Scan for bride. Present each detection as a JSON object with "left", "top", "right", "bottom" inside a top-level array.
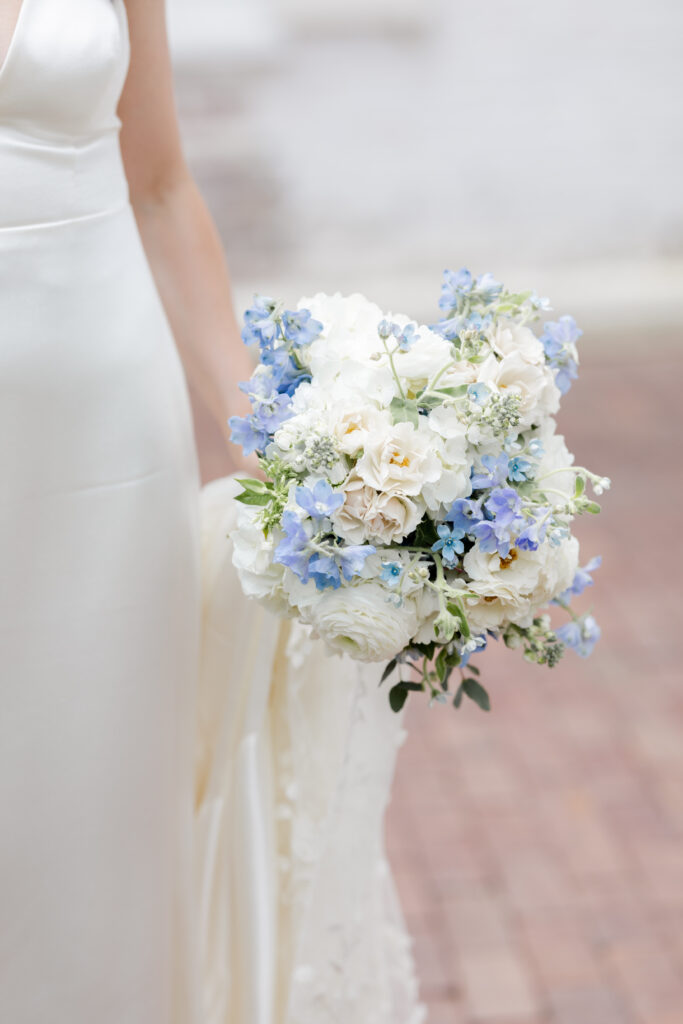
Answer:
[{"left": 0, "top": 1, "right": 424, "bottom": 1021}]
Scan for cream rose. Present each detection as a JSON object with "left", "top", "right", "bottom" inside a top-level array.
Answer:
[
  {"left": 462, "top": 536, "right": 579, "bottom": 632},
  {"left": 487, "top": 322, "right": 545, "bottom": 365},
  {"left": 332, "top": 474, "right": 424, "bottom": 545},
  {"left": 309, "top": 582, "right": 419, "bottom": 662}
]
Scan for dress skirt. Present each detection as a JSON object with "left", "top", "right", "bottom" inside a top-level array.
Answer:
[{"left": 0, "top": 202, "right": 201, "bottom": 1023}]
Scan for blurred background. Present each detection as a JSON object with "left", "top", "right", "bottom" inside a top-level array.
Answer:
[{"left": 170, "top": 1, "right": 683, "bottom": 1020}]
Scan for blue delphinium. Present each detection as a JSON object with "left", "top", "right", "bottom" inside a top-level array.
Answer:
[
  {"left": 444, "top": 497, "right": 484, "bottom": 533},
  {"left": 431, "top": 524, "right": 465, "bottom": 566},
  {"left": 338, "top": 545, "right": 376, "bottom": 581},
  {"left": 281, "top": 308, "right": 323, "bottom": 347},
  {"left": 296, "top": 480, "right": 344, "bottom": 521},
  {"left": 470, "top": 453, "right": 510, "bottom": 491},
  {"left": 556, "top": 614, "right": 601, "bottom": 657},
  {"left": 307, "top": 555, "right": 341, "bottom": 590},
  {"left": 228, "top": 414, "right": 269, "bottom": 457},
  {"left": 515, "top": 510, "right": 549, "bottom": 552},
  {"left": 554, "top": 556, "right": 601, "bottom": 605},
  {"left": 540, "top": 315, "right": 581, "bottom": 395},
  {"left": 273, "top": 512, "right": 313, "bottom": 580},
  {"left": 439, "top": 267, "right": 473, "bottom": 312},
  {"left": 241, "top": 295, "right": 279, "bottom": 348}
]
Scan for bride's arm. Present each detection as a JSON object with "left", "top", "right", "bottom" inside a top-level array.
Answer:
[{"left": 118, "top": 0, "right": 255, "bottom": 466}]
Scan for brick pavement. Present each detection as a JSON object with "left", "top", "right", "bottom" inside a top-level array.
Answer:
[{"left": 194, "top": 348, "right": 683, "bottom": 1023}]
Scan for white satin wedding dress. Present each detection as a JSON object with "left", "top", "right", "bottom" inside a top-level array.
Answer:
[{"left": 0, "top": 2, "right": 424, "bottom": 1022}]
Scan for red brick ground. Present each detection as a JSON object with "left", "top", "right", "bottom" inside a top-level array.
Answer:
[{"left": 195, "top": 346, "right": 683, "bottom": 1024}]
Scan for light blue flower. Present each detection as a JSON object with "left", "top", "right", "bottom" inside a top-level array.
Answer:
[
  {"left": 474, "top": 272, "right": 503, "bottom": 301},
  {"left": 380, "top": 561, "right": 403, "bottom": 587},
  {"left": 229, "top": 414, "right": 269, "bottom": 456},
  {"left": 554, "top": 556, "right": 602, "bottom": 604},
  {"left": 307, "top": 554, "right": 341, "bottom": 591},
  {"left": 339, "top": 544, "right": 376, "bottom": 581},
  {"left": 470, "top": 454, "right": 509, "bottom": 491},
  {"left": 468, "top": 382, "right": 490, "bottom": 406},
  {"left": 296, "top": 480, "right": 344, "bottom": 521},
  {"left": 508, "top": 456, "right": 535, "bottom": 482},
  {"left": 485, "top": 487, "right": 523, "bottom": 528},
  {"left": 397, "top": 323, "right": 419, "bottom": 351},
  {"left": 439, "top": 267, "right": 473, "bottom": 312},
  {"left": 515, "top": 510, "right": 549, "bottom": 552},
  {"left": 431, "top": 523, "right": 465, "bottom": 566},
  {"left": 471, "top": 520, "right": 512, "bottom": 559},
  {"left": 527, "top": 438, "right": 545, "bottom": 458},
  {"left": 242, "top": 295, "right": 279, "bottom": 348},
  {"left": 281, "top": 308, "right": 323, "bottom": 347},
  {"left": 540, "top": 315, "right": 582, "bottom": 395},
  {"left": 556, "top": 614, "right": 601, "bottom": 657},
  {"left": 273, "top": 512, "right": 312, "bottom": 581},
  {"left": 444, "top": 498, "right": 484, "bottom": 534}
]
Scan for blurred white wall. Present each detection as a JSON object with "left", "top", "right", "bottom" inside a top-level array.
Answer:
[{"left": 171, "top": 0, "right": 683, "bottom": 337}]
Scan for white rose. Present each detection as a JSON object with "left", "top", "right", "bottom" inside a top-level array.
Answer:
[
  {"left": 391, "top": 323, "right": 454, "bottom": 388},
  {"left": 462, "top": 536, "right": 579, "bottom": 632},
  {"left": 332, "top": 473, "right": 424, "bottom": 545},
  {"left": 231, "top": 508, "right": 289, "bottom": 614},
  {"left": 310, "top": 582, "right": 419, "bottom": 662},
  {"left": 355, "top": 419, "right": 441, "bottom": 496},
  {"left": 487, "top": 322, "right": 545, "bottom": 365},
  {"left": 332, "top": 404, "right": 393, "bottom": 456},
  {"left": 476, "top": 351, "right": 560, "bottom": 430},
  {"left": 534, "top": 419, "right": 575, "bottom": 501}
]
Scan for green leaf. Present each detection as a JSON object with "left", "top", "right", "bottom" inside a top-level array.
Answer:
[
  {"left": 379, "top": 658, "right": 397, "bottom": 685},
  {"left": 235, "top": 476, "right": 270, "bottom": 493},
  {"left": 586, "top": 501, "right": 601, "bottom": 514},
  {"left": 453, "top": 684, "right": 464, "bottom": 709},
  {"left": 234, "top": 491, "right": 272, "bottom": 506},
  {"left": 462, "top": 677, "right": 491, "bottom": 711},
  {"left": 389, "top": 682, "right": 409, "bottom": 713},
  {"left": 390, "top": 396, "right": 419, "bottom": 428},
  {"left": 434, "top": 384, "right": 469, "bottom": 399},
  {"left": 447, "top": 600, "right": 471, "bottom": 639},
  {"left": 574, "top": 475, "right": 586, "bottom": 497}
]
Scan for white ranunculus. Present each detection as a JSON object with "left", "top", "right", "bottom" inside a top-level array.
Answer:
[
  {"left": 231, "top": 509, "right": 288, "bottom": 614},
  {"left": 487, "top": 322, "right": 545, "bottom": 365},
  {"left": 309, "top": 582, "right": 419, "bottom": 662},
  {"left": 462, "top": 536, "right": 579, "bottom": 632},
  {"left": 355, "top": 419, "right": 441, "bottom": 497},
  {"left": 332, "top": 473, "right": 424, "bottom": 545},
  {"left": 476, "top": 351, "right": 560, "bottom": 430}
]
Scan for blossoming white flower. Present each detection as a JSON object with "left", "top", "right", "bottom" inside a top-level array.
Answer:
[
  {"left": 231, "top": 508, "right": 288, "bottom": 614},
  {"left": 309, "top": 582, "right": 420, "bottom": 662},
  {"left": 462, "top": 536, "right": 579, "bottom": 632},
  {"left": 331, "top": 404, "right": 393, "bottom": 457},
  {"left": 355, "top": 419, "right": 441, "bottom": 496},
  {"left": 476, "top": 351, "right": 560, "bottom": 430},
  {"left": 487, "top": 322, "right": 546, "bottom": 365},
  {"left": 332, "top": 473, "right": 424, "bottom": 545}
]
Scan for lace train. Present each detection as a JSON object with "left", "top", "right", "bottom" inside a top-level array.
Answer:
[{"left": 196, "top": 476, "right": 425, "bottom": 1024}]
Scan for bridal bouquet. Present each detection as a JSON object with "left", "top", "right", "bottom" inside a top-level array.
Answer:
[{"left": 229, "top": 270, "right": 608, "bottom": 712}]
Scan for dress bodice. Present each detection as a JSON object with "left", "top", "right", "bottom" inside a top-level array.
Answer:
[{"left": 0, "top": 0, "right": 130, "bottom": 228}]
